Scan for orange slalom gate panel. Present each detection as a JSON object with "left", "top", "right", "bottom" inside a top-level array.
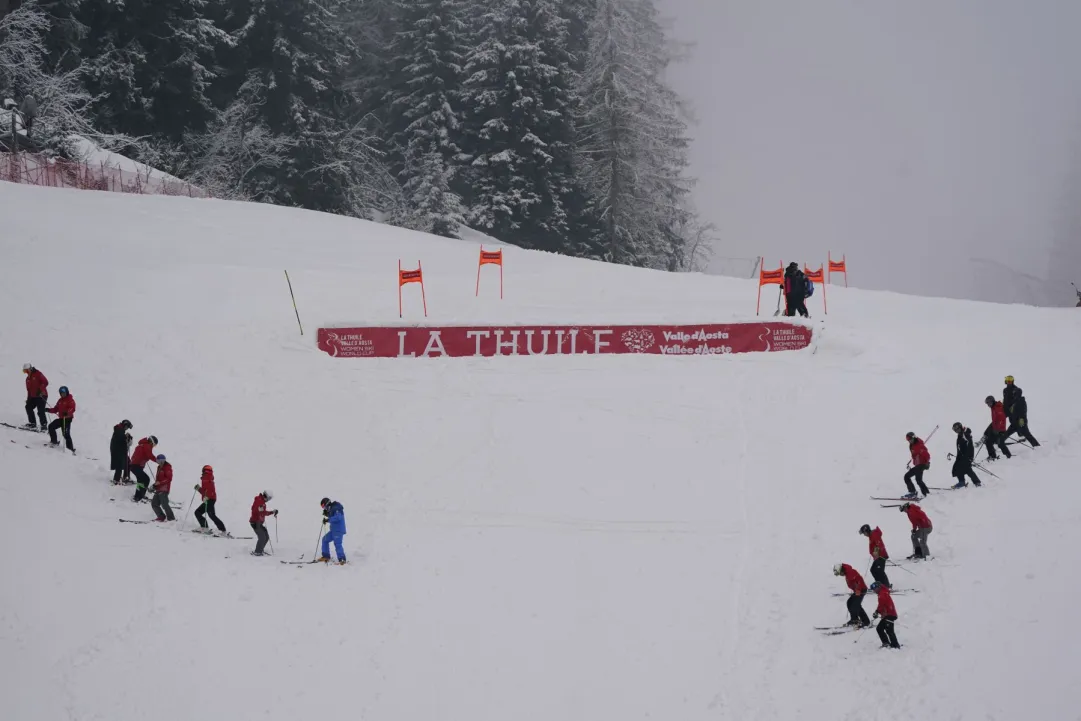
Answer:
[
  {"left": 756, "top": 259, "right": 785, "bottom": 315},
  {"left": 398, "top": 260, "right": 427, "bottom": 318},
  {"left": 476, "top": 245, "right": 504, "bottom": 298}
]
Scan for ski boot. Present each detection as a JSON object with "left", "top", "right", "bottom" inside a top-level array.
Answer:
[
  {"left": 952, "top": 481, "right": 967, "bottom": 489},
  {"left": 317, "top": 556, "right": 331, "bottom": 563}
]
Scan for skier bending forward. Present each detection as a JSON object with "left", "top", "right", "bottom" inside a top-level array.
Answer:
[{"left": 319, "top": 497, "right": 347, "bottom": 565}]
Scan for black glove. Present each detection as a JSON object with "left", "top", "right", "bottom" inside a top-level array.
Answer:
[
  {"left": 273, "top": 509, "right": 279, "bottom": 516},
  {"left": 873, "top": 612, "right": 879, "bottom": 619}
]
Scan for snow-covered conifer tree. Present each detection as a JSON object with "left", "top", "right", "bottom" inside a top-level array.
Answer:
[
  {"left": 78, "top": 0, "right": 227, "bottom": 143},
  {"left": 382, "top": 0, "right": 469, "bottom": 237},
  {"left": 575, "top": 0, "right": 695, "bottom": 269},
  {"left": 459, "top": 0, "right": 578, "bottom": 251}
]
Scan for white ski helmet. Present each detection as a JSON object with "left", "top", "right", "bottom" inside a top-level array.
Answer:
[
  {"left": 22, "top": 363, "right": 32, "bottom": 371},
  {"left": 833, "top": 564, "right": 844, "bottom": 576},
  {"left": 263, "top": 490, "right": 273, "bottom": 500}
]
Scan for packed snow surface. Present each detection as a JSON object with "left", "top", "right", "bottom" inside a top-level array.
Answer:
[{"left": 1, "top": 182, "right": 1080, "bottom": 721}]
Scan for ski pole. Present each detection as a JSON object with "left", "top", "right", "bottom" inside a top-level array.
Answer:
[
  {"left": 179, "top": 489, "right": 197, "bottom": 531},
  {"left": 888, "top": 562, "right": 917, "bottom": 577},
  {"left": 275, "top": 515, "right": 279, "bottom": 544}
]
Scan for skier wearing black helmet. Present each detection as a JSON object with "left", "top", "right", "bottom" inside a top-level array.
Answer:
[
  {"left": 46, "top": 386, "right": 76, "bottom": 452},
  {"left": 950, "top": 422, "right": 982, "bottom": 489},
  {"left": 859, "top": 523, "right": 891, "bottom": 588}
]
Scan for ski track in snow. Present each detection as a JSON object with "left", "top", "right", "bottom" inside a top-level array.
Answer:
[{"left": 0, "top": 183, "right": 1080, "bottom": 720}]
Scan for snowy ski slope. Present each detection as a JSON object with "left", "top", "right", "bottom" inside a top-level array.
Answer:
[{"left": 1, "top": 182, "right": 1080, "bottom": 721}]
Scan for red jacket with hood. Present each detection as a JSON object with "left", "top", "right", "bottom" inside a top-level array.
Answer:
[
  {"left": 25, "top": 369, "right": 48, "bottom": 399},
  {"left": 49, "top": 394, "right": 75, "bottom": 419},
  {"left": 875, "top": 585, "right": 898, "bottom": 617},
  {"left": 154, "top": 463, "right": 172, "bottom": 494},
  {"left": 909, "top": 438, "right": 930, "bottom": 466},
  {"left": 131, "top": 438, "right": 157, "bottom": 467},
  {"left": 868, "top": 527, "right": 888, "bottom": 560},
  {"left": 841, "top": 564, "right": 867, "bottom": 595},
  {"left": 250, "top": 494, "right": 273, "bottom": 524},
  {"left": 990, "top": 402, "right": 1007, "bottom": 432},
  {"left": 904, "top": 504, "right": 932, "bottom": 530},
  {"left": 198, "top": 470, "right": 217, "bottom": 501}
]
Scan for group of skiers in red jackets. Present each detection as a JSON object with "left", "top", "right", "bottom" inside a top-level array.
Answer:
[
  {"left": 111, "top": 421, "right": 279, "bottom": 552},
  {"left": 834, "top": 374, "right": 1039, "bottom": 650},
  {"left": 20, "top": 362, "right": 281, "bottom": 555},
  {"left": 837, "top": 502, "right": 932, "bottom": 649}
]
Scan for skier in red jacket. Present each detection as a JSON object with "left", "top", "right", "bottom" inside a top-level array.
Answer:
[
  {"left": 249, "top": 490, "right": 278, "bottom": 556},
  {"left": 900, "top": 501, "right": 933, "bottom": 559},
  {"left": 45, "top": 385, "right": 76, "bottom": 452},
  {"left": 833, "top": 563, "right": 871, "bottom": 627},
  {"left": 903, "top": 431, "right": 931, "bottom": 498},
  {"left": 151, "top": 454, "right": 175, "bottom": 522},
  {"left": 859, "top": 524, "right": 891, "bottom": 588},
  {"left": 130, "top": 436, "right": 160, "bottom": 502},
  {"left": 870, "top": 582, "right": 901, "bottom": 648},
  {"left": 194, "top": 465, "right": 229, "bottom": 536},
  {"left": 22, "top": 363, "right": 48, "bottom": 430},
  {"left": 982, "top": 396, "right": 1012, "bottom": 461}
]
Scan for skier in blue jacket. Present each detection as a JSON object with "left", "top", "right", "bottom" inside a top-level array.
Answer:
[{"left": 318, "top": 497, "right": 347, "bottom": 564}]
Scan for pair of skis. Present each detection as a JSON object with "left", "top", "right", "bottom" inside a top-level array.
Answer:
[
  {"left": 816, "top": 624, "right": 867, "bottom": 636},
  {"left": 831, "top": 588, "right": 919, "bottom": 597}
]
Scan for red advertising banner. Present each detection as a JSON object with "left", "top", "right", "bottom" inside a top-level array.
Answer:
[{"left": 317, "top": 323, "right": 812, "bottom": 358}]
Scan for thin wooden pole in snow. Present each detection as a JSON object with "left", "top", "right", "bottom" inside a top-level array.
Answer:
[{"left": 284, "top": 270, "right": 303, "bottom": 335}]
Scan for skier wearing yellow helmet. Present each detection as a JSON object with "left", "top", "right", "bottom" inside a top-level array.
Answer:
[{"left": 1002, "top": 376, "right": 1040, "bottom": 447}]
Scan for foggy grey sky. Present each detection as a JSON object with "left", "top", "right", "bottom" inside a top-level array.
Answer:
[{"left": 657, "top": 0, "right": 1081, "bottom": 305}]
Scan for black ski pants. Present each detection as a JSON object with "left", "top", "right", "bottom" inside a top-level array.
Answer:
[
  {"left": 982, "top": 425, "right": 1011, "bottom": 460},
  {"left": 877, "top": 615, "right": 900, "bottom": 648},
  {"left": 196, "top": 499, "right": 227, "bottom": 533},
  {"left": 48, "top": 417, "right": 74, "bottom": 451},
  {"left": 951, "top": 458, "right": 981, "bottom": 486},
  {"left": 1005, "top": 417, "right": 1040, "bottom": 447},
  {"left": 904, "top": 464, "right": 930, "bottom": 496},
  {"left": 151, "top": 491, "right": 175, "bottom": 521},
  {"left": 25, "top": 397, "right": 46, "bottom": 427},
  {"left": 785, "top": 293, "right": 809, "bottom": 318},
  {"left": 131, "top": 465, "right": 151, "bottom": 502},
  {"left": 870, "top": 557, "right": 891, "bottom": 588},
  {"left": 847, "top": 593, "right": 870, "bottom": 626},
  {"left": 251, "top": 522, "right": 270, "bottom": 554}
]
